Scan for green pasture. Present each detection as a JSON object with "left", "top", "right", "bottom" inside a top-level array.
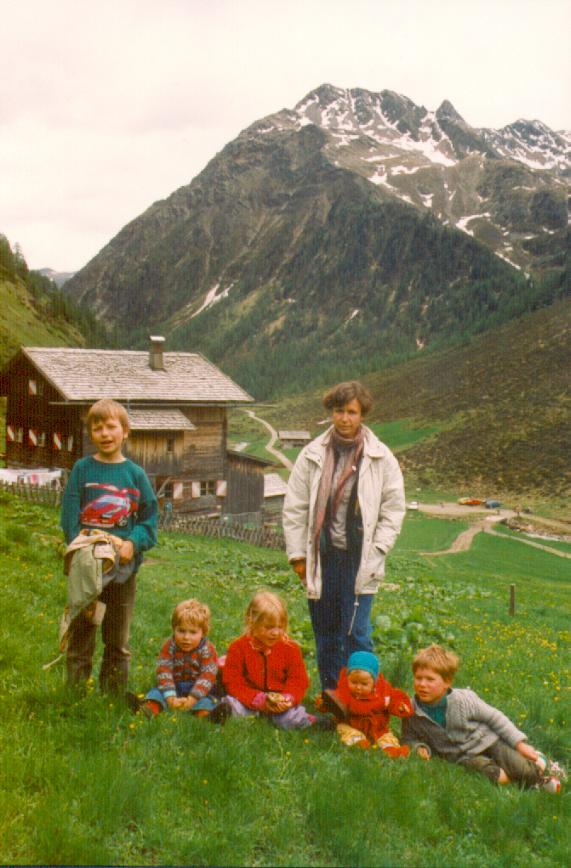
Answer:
[
  {"left": 0, "top": 493, "right": 569, "bottom": 867},
  {"left": 368, "top": 419, "right": 441, "bottom": 453},
  {"left": 491, "top": 523, "right": 571, "bottom": 555}
]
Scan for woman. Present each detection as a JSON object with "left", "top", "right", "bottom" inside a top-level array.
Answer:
[{"left": 282, "top": 381, "right": 405, "bottom": 690}]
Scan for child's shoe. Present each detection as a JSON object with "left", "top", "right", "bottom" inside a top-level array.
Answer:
[
  {"left": 126, "top": 691, "right": 143, "bottom": 714},
  {"left": 125, "top": 692, "right": 158, "bottom": 719},
  {"left": 548, "top": 760, "right": 567, "bottom": 782},
  {"left": 381, "top": 745, "right": 410, "bottom": 758},
  {"left": 337, "top": 722, "right": 370, "bottom": 748},
  {"left": 209, "top": 698, "right": 231, "bottom": 725},
  {"left": 539, "top": 776, "right": 561, "bottom": 794}
]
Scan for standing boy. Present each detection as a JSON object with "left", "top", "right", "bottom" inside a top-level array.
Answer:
[{"left": 61, "top": 399, "right": 158, "bottom": 693}]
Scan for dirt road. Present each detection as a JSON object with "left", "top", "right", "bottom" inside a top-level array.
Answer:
[
  {"left": 417, "top": 503, "right": 571, "bottom": 558},
  {"left": 244, "top": 409, "right": 294, "bottom": 471}
]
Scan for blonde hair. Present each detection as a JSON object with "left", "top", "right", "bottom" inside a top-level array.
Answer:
[
  {"left": 172, "top": 598, "right": 210, "bottom": 634},
  {"left": 245, "top": 591, "right": 288, "bottom": 634},
  {"left": 412, "top": 644, "right": 459, "bottom": 681},
  {"left": 86, "top": 399, "right": 130, "bottom": 434}
]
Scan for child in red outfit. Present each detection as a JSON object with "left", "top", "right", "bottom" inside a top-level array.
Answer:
[
  {"left": 328, "top": 651, "right": 413, "bottom": 754},
  {"left": 219, "top": 591, "right": 331, "bottom": 730}
]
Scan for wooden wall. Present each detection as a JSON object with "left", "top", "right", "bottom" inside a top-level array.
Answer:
[
  {"left": 3, "top": 356, "right": 82, "bottom": 470},
  {"left": 224, "top": 453, "right": 264, "bottom": 515}
]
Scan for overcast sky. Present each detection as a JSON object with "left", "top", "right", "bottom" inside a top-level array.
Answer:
[{"left": 2, "top": 0, "right": 569, "bottom": 272}]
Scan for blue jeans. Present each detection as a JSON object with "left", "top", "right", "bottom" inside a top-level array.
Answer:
[{"left": 308, "top": 546, "right": 374, "bottom": 689}]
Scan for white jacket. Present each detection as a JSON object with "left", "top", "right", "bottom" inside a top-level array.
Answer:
[{"left": 282, "top": 426, "right": 405, "bottom": 599}]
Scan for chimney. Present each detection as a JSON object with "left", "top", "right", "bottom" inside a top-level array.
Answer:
[{"left": 149, "top": 335, "right": 165, "bottom": 371}]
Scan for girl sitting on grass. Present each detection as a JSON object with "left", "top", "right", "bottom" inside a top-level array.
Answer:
[
  {"left": 213, "top": 590, "right": 333, "bottom": 730},
  {"left": 127, "top": 598, "right": 219, "bottom": 718}
]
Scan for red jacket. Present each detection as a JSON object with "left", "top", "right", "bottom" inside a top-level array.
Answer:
[
  {"left": 222, "top": 633, "right": 309, "bottom": 709},
  {"left": 335, "top": 667, "right": 413, "bottom": 742}
]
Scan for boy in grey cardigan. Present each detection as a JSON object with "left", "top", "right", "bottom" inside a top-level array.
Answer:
[{"left": 402, "top": 645, "right": 563, "bottom": 792}]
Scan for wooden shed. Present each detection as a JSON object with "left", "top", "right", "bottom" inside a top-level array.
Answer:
[
  {"left": 277, "top": 430, "right": 311, "bottom": 448},
  {"left": 0, "top": 337, "right": 254, "bottom": 513},
  {"left": 224, "top": 450, "right": 276, "bottom": 516}
]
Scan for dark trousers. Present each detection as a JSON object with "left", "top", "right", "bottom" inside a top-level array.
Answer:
[
  {"left": 66, "top": 573, "right": 136, "bottom": 693},
  {"left": 308, "top": 546, "right": 373, "bottom": 690},
  {"left": 461, "top": 740, "right": 541, "bottom": 787}
]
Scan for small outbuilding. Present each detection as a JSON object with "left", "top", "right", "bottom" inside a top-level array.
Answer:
[{"left": 277, "top": 430, "right": 311, "bottom": 449}]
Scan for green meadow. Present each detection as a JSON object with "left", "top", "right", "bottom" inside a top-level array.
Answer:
[{"left": 0, "top": 494, "right": 569, "bottom": 867}]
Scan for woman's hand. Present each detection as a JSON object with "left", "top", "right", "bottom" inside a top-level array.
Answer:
[
  {"left": 416, "top": 746, "right": 430, "bottom": 761},
  {"left": 291, "top": 558, "right": 307, "bottom": 586}
]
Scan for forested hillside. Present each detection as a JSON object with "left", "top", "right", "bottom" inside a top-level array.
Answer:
[
  {"left": 255, "top": 298, "right": 570, "bottom": 499},
  {"left": 0, "top": 235, "right": 107, "bottom": 365}
]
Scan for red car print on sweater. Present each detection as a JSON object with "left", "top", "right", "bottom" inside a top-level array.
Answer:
[{"left": 80, "top": 482, "right": 140, "bottom": 529}]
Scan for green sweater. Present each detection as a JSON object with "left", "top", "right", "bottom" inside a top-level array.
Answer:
[{"left": 61, "top": 455, "right": 158, "bottom": 565}]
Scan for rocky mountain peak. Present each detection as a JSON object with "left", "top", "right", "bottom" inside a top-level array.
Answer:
[{"left": 435, "top": 99, "right": 464, "bottom": 123}]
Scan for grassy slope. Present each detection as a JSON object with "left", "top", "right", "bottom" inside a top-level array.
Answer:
[
  {"left": 0, "top": 274, "right": 85, "bottom": 365},
  {"left": 233, "top": 298, "right": 570, "bottom": 504},
  {"left": 0, "top": 494, "right": 569, "bottom": 867}
]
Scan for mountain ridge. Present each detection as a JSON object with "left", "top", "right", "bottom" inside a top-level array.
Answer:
[{"left": 64, "top": 83, "right": 569, "bottom": 397}]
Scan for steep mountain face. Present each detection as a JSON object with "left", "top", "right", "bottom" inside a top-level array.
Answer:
[{"left": 65, "top": 84, "right": 569, "bottom": 396}]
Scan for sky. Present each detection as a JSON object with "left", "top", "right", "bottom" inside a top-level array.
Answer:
[{"left": 1, "top": 0, "right": 569, "bottom": 272}]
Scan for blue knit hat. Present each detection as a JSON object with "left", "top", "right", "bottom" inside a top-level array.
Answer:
[{"left": 347, "top": 651, "right": 379, "bottom": 680}]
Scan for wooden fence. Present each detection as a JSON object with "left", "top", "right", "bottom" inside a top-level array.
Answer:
[
  {"left": 161, "top": 512, "right": 285, "bottom": 550},
  {"left": 0, "top": 480, "right": 62, "bottom": 507},
  {"left": 2, "top": 481, "right": 285, "bottom": 551}
]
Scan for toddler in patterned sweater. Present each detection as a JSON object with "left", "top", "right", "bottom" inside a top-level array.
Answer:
[{"left": 127, "top": 599, "right": 219, "bottom": 717}]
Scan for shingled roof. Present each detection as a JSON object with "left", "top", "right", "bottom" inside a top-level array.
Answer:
[
  {"left": 20, "top": 347, "right": 254, "bottom": 404},
  {"left": 128, "top": 409, "right": 196, "bottom": 431}
]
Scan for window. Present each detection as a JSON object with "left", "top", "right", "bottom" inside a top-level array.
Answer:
[
  {"left": 200, "top": 480, "right": 217, "bottom": 496},
  {"left": 16, "top": 428, "right": 24, "bottom": 443},
  {"left": 166, "top": 436, "right": 175, "bottom": 453},
  {"left": 28, "top": 379, "right": 37, "bottom": 396},
  {"left": 67, "top": 435, "right": 74, "bottom": 452},
  {"left": 38, "top": 432, "right": 47, "bottom": 447}
]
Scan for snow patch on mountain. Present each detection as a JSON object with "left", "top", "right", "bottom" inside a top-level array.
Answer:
[
  {"left": 456, "top": 214, "right": 492, "bottom": 236},
  {"left": 192, "top": 283, "right": 234, "bottom": 318}
]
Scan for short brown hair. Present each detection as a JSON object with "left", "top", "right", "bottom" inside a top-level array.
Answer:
[
  {"left": 86, "top": 399, "right": 130, "bottom": 434},
  {"left": 412, "top": 644, "right": 459, "bottom": 681},
  {"left": 245, "top": 591, "right": 288, "bottom": 634},
  {"left": 171, "top": 599, "right": 211, "bottom": 634},
  {"left": 322, "top": 381, "right": 373, "bottom": 416}
]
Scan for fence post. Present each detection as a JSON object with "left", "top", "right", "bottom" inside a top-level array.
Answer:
[{"left": 509, "top": 584, "right": 516, "bottom": 616}]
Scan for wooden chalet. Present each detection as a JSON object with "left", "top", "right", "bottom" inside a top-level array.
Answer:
[{"left": 0, "top": 337, "right": 256, "bottom": 514}]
